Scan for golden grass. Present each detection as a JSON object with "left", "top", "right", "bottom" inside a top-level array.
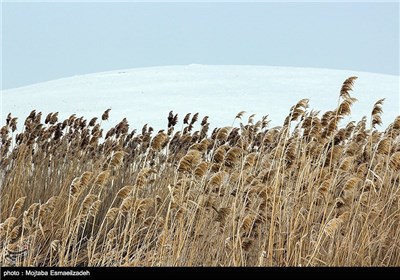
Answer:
[{"left": 1, "top": 77, "right": 399, "bottom": 266}]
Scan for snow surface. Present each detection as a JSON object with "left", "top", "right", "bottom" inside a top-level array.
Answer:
[{"left": 1, "top": 65, "right": 399, "bottom": 132}]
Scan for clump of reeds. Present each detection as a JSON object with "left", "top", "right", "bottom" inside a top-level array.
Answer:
[{"left": 0, "top": 77, "right": 399, "bottom": 267}]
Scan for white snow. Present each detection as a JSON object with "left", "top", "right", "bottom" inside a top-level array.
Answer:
[{"left": 1, "top": 65, "right": 399, "bottom": 132}]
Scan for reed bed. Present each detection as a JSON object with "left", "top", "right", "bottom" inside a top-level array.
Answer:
[{"left": 1, "top": 77, "right": 399, "bottom": 266}]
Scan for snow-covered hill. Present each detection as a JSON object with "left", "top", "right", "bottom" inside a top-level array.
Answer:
[{"left": 2, "top": 65, "right": 399, "bottom": 131}]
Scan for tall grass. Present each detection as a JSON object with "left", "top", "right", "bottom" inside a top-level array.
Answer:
[{"left": 1, "top": 77, "right": 399, "bottom": 266}]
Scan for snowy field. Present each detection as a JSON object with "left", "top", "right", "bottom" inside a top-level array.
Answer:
[{"left": 2, "top": 65, "right": 399, "bottom": 132}]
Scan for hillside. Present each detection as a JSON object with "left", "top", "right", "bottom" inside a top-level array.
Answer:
[{"left": 2, "top": 65, "right": 398, "bottom": 131}]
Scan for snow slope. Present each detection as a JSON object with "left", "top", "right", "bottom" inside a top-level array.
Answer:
[{"left": 1, "top": 65, "right": 399, "bottom": 132}]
